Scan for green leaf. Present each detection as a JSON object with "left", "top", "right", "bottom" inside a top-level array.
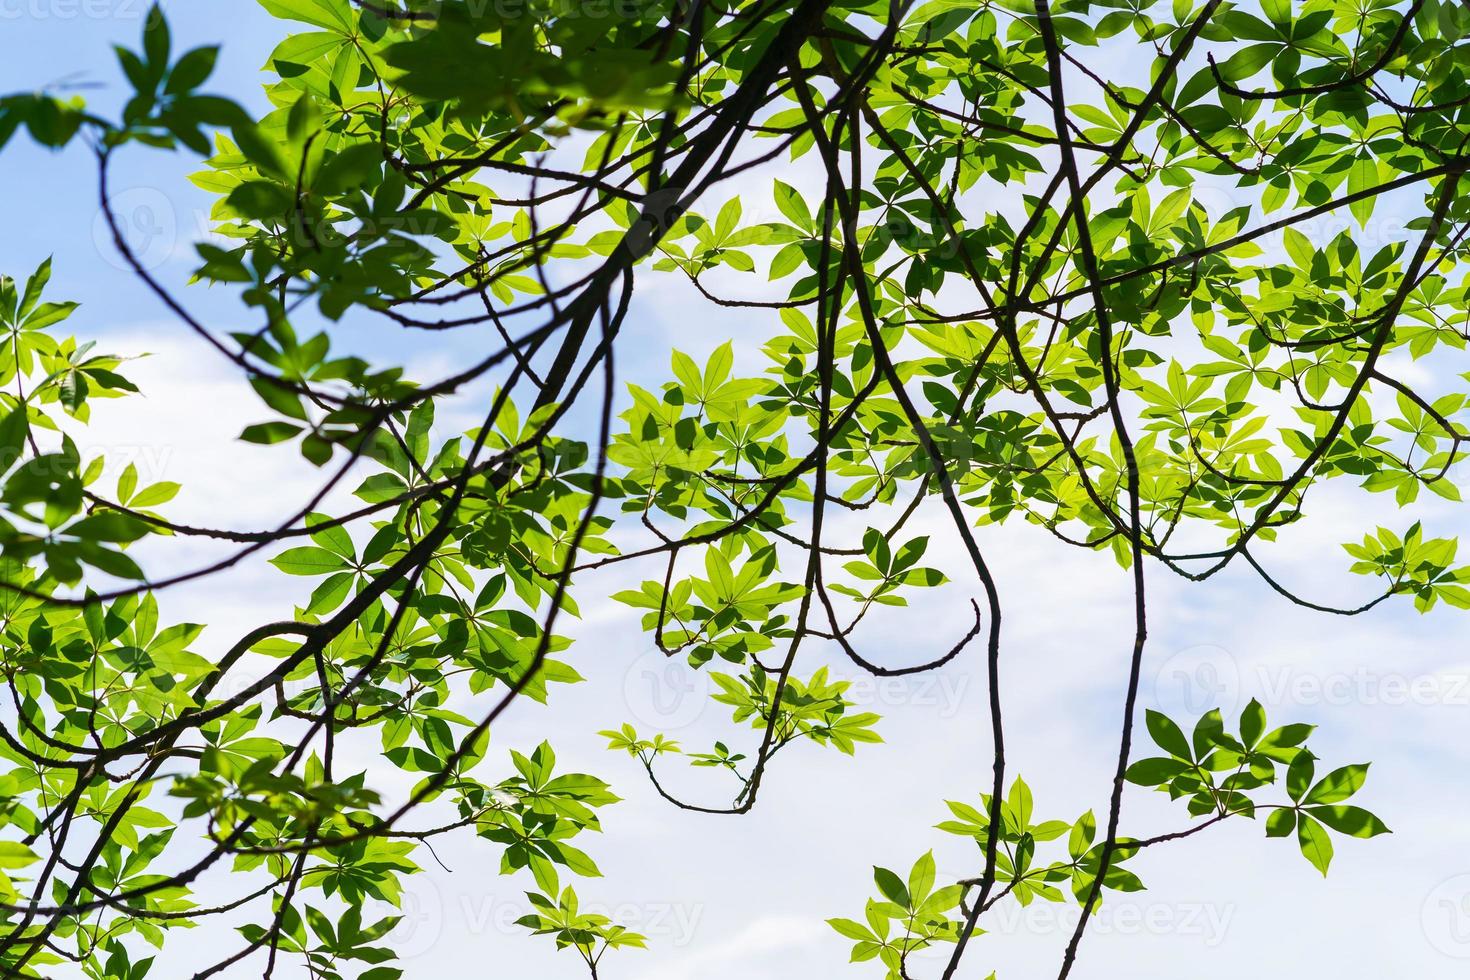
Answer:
[
  {"left": 907, "top": 852, "right": 936, "bottom": 905},
  {"left": 1260, "top": 0, "right": 1291, "bottom": 25},
  {"left": 1145, "top": 709, "right": 1192, "bottom": 760},
  {"left": 166, "top": 46, "right": 219, "bottom": 94},
  {"left": 306, "top": 513, "right": 355, "bottom": 560},
  {"left": 1307, "top": 805, "right": 1390, "bottom": 839},
  {"left": 270, "top": 546, "right": 350, "bottom": 576},
  {"left": 0, "top": 842, "right": 38, "bottom": 869},
  {"left": 228, "top": 181, "right": 292, "bottom": 220},
  {"left": 18, "top": 257, "right": 51, "bottom": 322},
  {"left": 1217, "top": 43, "right": 1279, "bottom": 82},
  {"left": 1286, "top": 750, "right": 1315, "bottom": 802},
  {"left": 23, "top": 301, "right": 78, "bottom": 331},
  {"left": 257, "top": 0, "right": 355, "bottom": 32},
  {"left": 1265, "top": 808, "right": 1296, "bottom": 838},
  {"left": 1282, "top": 227, "right": 1314, "bottom": 270},
  {"left": 1347, "top": 155, "right": 1378, "bottom": 225},
  {"left": 143, "top": 4, "right": 170, "bottom": 69},
  {"left": 828, "top": 918, "right": 874, "bottom": 942},
  {"left": 773, "top": 180, "right": 813, "bottom": 232},
  {"left": 1124, "top": 757, "right": 1188, "bottom": 785},
  {"left": 873, "top": 866, "right": 909, "bottom": 908},
  {"left": 1297, "top": 815, "right": 1334, "bottom": 875},
  {"left": 241, "top": 422, "right": 303, "bottom": 444},
  {"left": 1303, "top": 764, "right": 1369, "bottom": 805},
  {"left": 1239, "top": 699, "right": 1266, "bottom": 749},
  {"left": 130, "top": 482, "right": 181, "bottom": 508}
]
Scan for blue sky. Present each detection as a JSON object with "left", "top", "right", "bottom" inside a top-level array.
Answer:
[
  {"left": 3, "top": 3, "right": 1470, "bottom": 978},
  {"left": 0, "top": 1, "right": 275, "bottom": 316}
]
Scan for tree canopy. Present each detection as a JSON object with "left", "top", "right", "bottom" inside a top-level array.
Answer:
[{"left": 0, "top": 0, "right": 1464, "bottom": 975}]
